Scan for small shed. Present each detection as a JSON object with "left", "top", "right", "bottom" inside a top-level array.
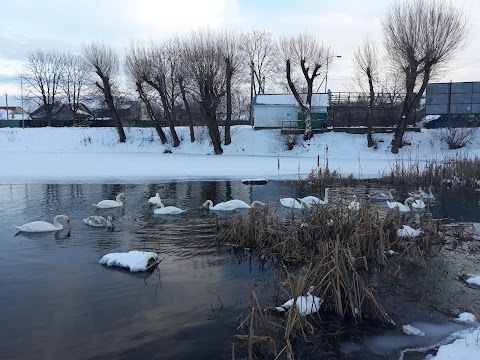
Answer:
[{"left": 253, "top": 93, "right": 329, "bottom": 129}]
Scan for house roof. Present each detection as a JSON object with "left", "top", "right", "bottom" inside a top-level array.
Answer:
[
  {"left": 30, "top": 103, "right": 93, "bottom": 119},
  {"left": 254, "top": 93, "right": 329, "bottom": 107}
]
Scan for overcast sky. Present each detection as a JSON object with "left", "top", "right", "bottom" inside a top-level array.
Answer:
[{"left": 1, "top": 0, "right": 479, "bottom": 103}]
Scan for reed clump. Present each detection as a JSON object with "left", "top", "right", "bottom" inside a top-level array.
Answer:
[
  {"left": 305, "top": 153, "right": 480, "bottom": 190},
  {"left": 223, "top": 204, "right": 440, "bottom": 359},
  {"left": 382, "top": 155, "right": 480, "bottom": 188}
]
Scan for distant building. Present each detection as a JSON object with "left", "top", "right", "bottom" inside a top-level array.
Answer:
[
  {"left": 29, "top": 103, "right": 93, "bottom": 127},
  {"left": 0, "top": 106, "right": 31, "bottom": 128},
  {"left": 252, "top": 93, "right": 329, "bottom": 129}
]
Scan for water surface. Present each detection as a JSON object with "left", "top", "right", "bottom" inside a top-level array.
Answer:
[{"left": 0, "top": 181, "right": 479, "bottom": 359}]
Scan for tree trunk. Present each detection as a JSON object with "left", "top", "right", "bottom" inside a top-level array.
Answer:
[
  {"left": 205, "top": 108, "right": 223, "bottom": 154},
  {"left": 391, "top": 65, "right": 418, "bottom": 153},
  {"left": 179, "top": 77, "right": 195, "bottom": 142},
  {"left": 285, "top": 59, "right": 313, "bottom": 141},
  {"left": 98, "top": 79, "right": 126, "bottom": 143},
  {"left": 366, "top": 67, "right": 375, "bottom": 148},
  {"left": 224, "top": 57, "right": 232, "bottom": 145},
  {"left": 136, "top": 81, "right": 167, "bottom": 144},
  {"left": 149, "top": 79, "right": 180, "bottom": 147}
]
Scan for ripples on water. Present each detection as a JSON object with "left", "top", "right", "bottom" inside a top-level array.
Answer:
[{"left": 0, "top": 182, "right": 479, "bottom": 359}]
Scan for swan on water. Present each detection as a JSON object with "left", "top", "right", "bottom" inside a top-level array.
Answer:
[
  {"left": 367, "top": 189, "right": 395, "bottom": 201},
  {"left": 386, "top": 197, "right": 415, "bottom": 213},
  {"left": 83, "top": 215, "right": 114, "bottom": 228},
  {"left": 420, "top": 186, "right": 435, "bottom": 200},
  {"left": 14, "top": 215, "right": 71, "bottom": 232},
  {"left": 298, "top": 188, "right": 329, "bottom": 207},
  {"left": 408, "top": 186, "right": 435, "bottom": 200},
  {"left": 154, "top": 203, "right": 187, "bottom": 215},
  {"left": 202, "top": 199, "right": 265, "bottom": 211},
  {"left": 411, "top": 198, "right": 426, "bottom": 210},
  {"left": 280, "top": 197, "right": 310, "bottom": 209},
  {"left": 348, "top": 195, "right": 360, "bottom": 211},
  {"left": 94, "top": 193, "right": 125, "bottom": 208},
  {"left": 148, "top": 193, "right": 162, "bottom": 205}
]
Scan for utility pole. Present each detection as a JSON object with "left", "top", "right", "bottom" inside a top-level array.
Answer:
[
  {"left": 21, "top": 77, "right": 25, "bottom": 128},
  {"left": 4, "top": 91, "right": 8, "bottom": 121},
  {"left": 249, "top": 61, "right": 254, "bottom": 127}
]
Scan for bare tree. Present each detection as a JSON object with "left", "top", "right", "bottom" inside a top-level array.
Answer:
[
  {"left": 125, "top": 41, "right": 168, "bottom": 144},
  {"left": 83, "top": 42, "right": 126, "bottom": 142},
  {"left": 241, "top": 29, "right": 279, "bottom": 94},
  {"left": 382, "top": 0, "right": 469, "bottom": 153},
  {"left": 142, "top": 41, "right": 181, "bottom": 147},
  {"left": 353, "top": 37, "right": 380, "bottom": 148},
  {"left": 279, "top": 33, "right": 330, "bottom": 140},
  {"left": 182, "top": 29, "right": 226, "bottom": 154},
  {"left": 22, "top": 49, "right": 65, "bottom": 126},
  {"left": 61, "top": 53, "right": 89, "bottom": 124},
  {"left": 176, "top": 37, "right": 196, "bottom": 143},
  {"left": 220, "top": 30, "right": 244, "bottom": 145}
]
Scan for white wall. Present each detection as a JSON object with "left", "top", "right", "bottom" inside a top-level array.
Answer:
[{"left": 253, "top": 105, "right": 298, "bottom": 128}]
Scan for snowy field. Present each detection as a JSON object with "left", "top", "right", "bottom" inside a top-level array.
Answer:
[{"left": 0, "top": 125, "right": 479, "bottom": 184}]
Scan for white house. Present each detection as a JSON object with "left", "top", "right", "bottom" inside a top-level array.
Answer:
[{"left": 253, "top": 93, "right": 329, "bottom": 129}]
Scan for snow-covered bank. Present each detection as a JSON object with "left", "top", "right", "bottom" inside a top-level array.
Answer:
[{"left": 0, "top": 126, "right": 479, "bottom": 184}]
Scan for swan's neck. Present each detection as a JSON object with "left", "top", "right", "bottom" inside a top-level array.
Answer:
[
  {"left": 53, "top": 215, "right": 66, "bottom": 229},
  {"left": 324, "top": 189, "right": 329, "bottom": 202},
  {"left": 157, "top": 203, "right": 165, "bottom": 209},
  {"left": 116, "top": 194, "right": 124, "bottom": 203}
]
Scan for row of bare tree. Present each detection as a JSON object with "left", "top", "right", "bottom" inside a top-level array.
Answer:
[{"left": 22, "top": 0, "right": 470, "bottom": 154}]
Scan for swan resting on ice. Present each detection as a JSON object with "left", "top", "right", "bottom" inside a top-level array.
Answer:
[{"left": 14, "top": 214, "right": 71, "bottom": 232}]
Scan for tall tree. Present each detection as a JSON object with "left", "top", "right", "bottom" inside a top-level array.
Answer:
[
  {"left": 220, "top": 30, "right": 243, "bottom": 145},
  {"left": 61, "top": 53, "right": 89, "bottom": 124},
  {"left": 83, "top": 43, "right": 126, "bottom": 142},
  {"left": 280, "top": 33, "right": 330, "bottom": 141},
  {"left": 172, "top": 35, "right": 197, "bottom": 143},
  {"left": 353, "top": 37, "right": 380, "bottom": 148},
  {"left": 182, "top": 29, "right": 226, "bottom": 154},
  {"left": 23, "top": 49, "right": 65, "bottom": 126},
  {"left": 382, "top": 0, "right": 469, "bottom": 153},
  {"left": 241, "top": 29, "right": 278, "bottom": 94},
  {"left": 125, "top": 42, "right": 168, "bottom": 144},
  {"left": 147, "top": 41, "right": 181, "bottom": 147}
]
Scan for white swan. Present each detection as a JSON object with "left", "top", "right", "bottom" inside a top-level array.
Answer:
[
  {"left": 408, "top": 187, "right": 426, "bottom": 199},
  {"left": 420, "top": 186, "right": 435, "bottom": 200},
  {"left": 348, "top": 195, "right": 360, "bottom": 211},
  {"left": 411, "top": 198, "right": 426, "bottom": 211},
  {"left": 203, "top": 199, "right": 265, "bottom": 211},
  {"left": 83, "top": 215, "right": 114, "bottom": 228},
  {"left": 367, "top": 189, "right": 395, "bottom": 201},
  {"left": 397, "top": 225, "right": 423, "bottom": 238},
  {"left": 153, "top": 203, "right": 187, "bottom": 215},
  {"left": 14, "top": 214, "right": 71, "bottom": 232},
  {"left": 94, "top": 193, "right": 125, "bottom": 208},
  {"left": 386, "top": 197, "right": 415, "bottom": 213},
  {"left": 280, "top": 197, "right": 310, "bottom": 209},
  {"left": 148, "top": 193, "right": 162, "bottom": 205},
  {"left": 298, "top": 188, "right": 329, "bottom": 207}
]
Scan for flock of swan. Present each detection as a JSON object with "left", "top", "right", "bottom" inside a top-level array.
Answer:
[
  {"left": 13, "top": 186, "right": 436, "bottom": 233},
  {"left": 279, "top": 186, "right": 435, "bottom": 214}
]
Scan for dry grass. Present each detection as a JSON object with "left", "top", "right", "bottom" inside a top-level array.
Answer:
[{"left": 302, "top": 154, "right": 480, "bottom": 190}]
